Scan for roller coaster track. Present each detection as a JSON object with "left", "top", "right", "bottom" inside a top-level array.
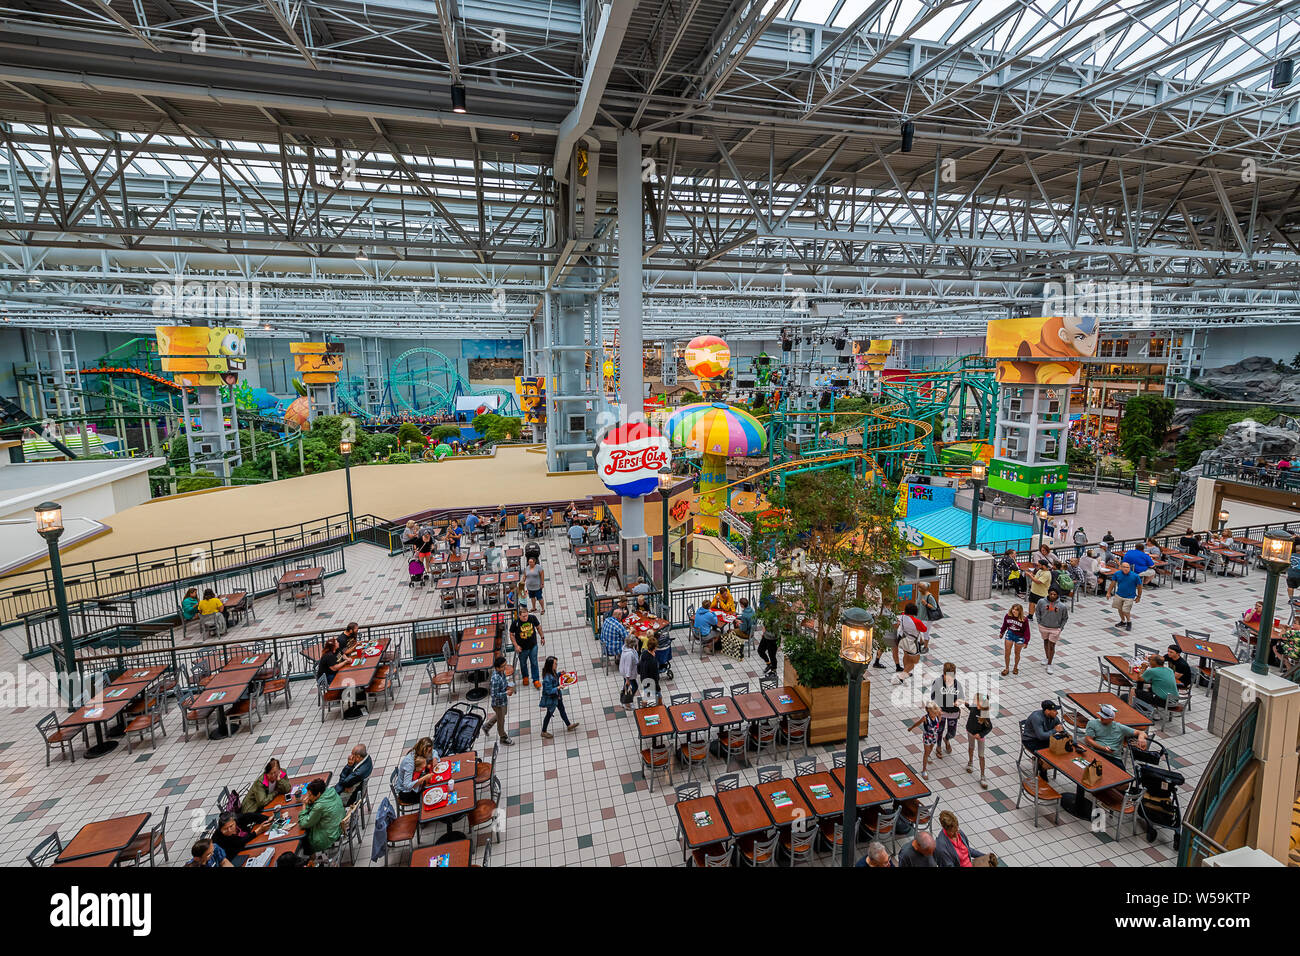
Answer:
[
  {"left": 79, "top": 367, "right": 179, "bottom": 391},
  {"left": 710, "top": 402, "right": 934, "bottom": 496},
  {"left": 338, "top": 346, "right": 521, "bottom": 420}
]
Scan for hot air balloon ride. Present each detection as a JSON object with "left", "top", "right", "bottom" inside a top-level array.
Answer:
[{"left": 664, "top": 402, "right": 766, "bottom": 516}]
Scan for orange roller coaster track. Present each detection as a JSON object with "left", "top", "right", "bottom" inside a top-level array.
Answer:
[{"left": 79, "top": 367, "right": 180, "bottom": 390}]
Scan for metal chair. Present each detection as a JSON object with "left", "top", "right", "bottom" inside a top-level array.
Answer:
[
  {"left": 831, "top": 751, "right": 847, "bottom": 769},
  {"left": 678, "top": 730, "right": 711, "bottom": 783},
  {"left": 37, "top": 711, "right": 86, "bottom": 766},
  {"left": 467, "top": 775, "right": 501, "bottom": 851},
  {"left": 784, "top": 714, "right": 811, "bottom": 760},
  {"left": 719, "top": 726, "right": 748, "bottom": 771},
  {"left": 120, "top": 806, "right": 169, "bottom": 866},
  {"left": 780, "top": 824, "right": 818, "bottom": 866},
  {"left": 26, "top": 833, "right": 62, "bottom": 867},
  {"left": 756, "top": 765, "right": 782, "bottom": 785},
  {"left": 691, "top": 842, "right": 733, "bottom": 867},
  {"left": 427, "top": 655, "right": 455, "bottom": 702},
  {"left": 737, "top": 828, "right": 779, "bottom": 867},
  {"left": 389, "top": 766, "right": 418, "bottom": 817},
  {"left": 729, "top": 681, "right": 750, "bottom": 696},
  {"left": 909, "top": 795, "right": 941, "bottom": 834},
  {"left": 640, "top": 736, "right": 673, "bottom": 792},
  {"left": 1093, "top": 783, "right": 1140, "bottom": 840},
  {"left": 861, "top": 745, "right": 882, "bottom": 764},
  {"left": 123, "top": 698, "right": 167, "bottom": 753},
  {"left": 714, "top": 773, "right": 740, "bottom": 793},
  {"left": 818, "top": 819, "right": 852, "bottom": 859},
  {"left": 864, "top": 805, "right": 902, "bottom": 855},
  {"left": 226, "top": 684, "right": 263, "bottom": 734},
  {"left": 669, "top": 693, "right": 692, "bottom": 705},
  {"left": 793, "top": 756, "right": 817, "bottom": 777},
  {"left": 702, "top": 686, "right": 724, "bottom": 699},
  {"left": 1015, "top": 755, "right": 1062, "bottom": 827},
  {"left": 1096, "top": 656, "right": 1129, "bottom": 694}
]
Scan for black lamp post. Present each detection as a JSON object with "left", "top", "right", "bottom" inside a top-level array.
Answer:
[
  {"left": 1143, "top": 476, "right": 1158, "bottom": 537},
  {"left": 1253, "top": 532, "right": 1293, "bottom": 676},
  {"left": 967, "top": 461, "right": 987, "bottom": 549},
  {"left": 1036, "top": 508, "right": 1049, "bottom": 549},
  {"left": 659, "top": 472, "right": 674, "bottom": 613},
  {"left": 1217, "top": 510, "right": 1230, "bottom": 534},
  {"left": 35, "top": 501, "right": 77, "bottom": 709},
  {"left": 839, "top": 606, "right": 872, "bottom": 868},
  {"left": 340, "top": 439, "right": 355, "bottom": 541}
]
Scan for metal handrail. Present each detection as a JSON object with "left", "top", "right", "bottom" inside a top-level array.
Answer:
[{"left": 1177, "top": 700, "right": 1260, "bottom": 867}]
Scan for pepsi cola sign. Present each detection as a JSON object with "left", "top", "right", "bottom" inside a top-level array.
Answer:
[{"left": 596, "top": 422, "right": 672, "bottom": 498}]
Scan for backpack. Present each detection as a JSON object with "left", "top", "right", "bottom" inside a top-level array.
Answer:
[
  {"left": 223, "top": 789, "right": 241, "bottom": 815},
  {"left": 1055, "top": 571, "right": 1075, "bottom": 593}
]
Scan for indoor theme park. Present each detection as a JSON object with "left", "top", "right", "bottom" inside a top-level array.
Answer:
[{"left": 1, "top": 0, "right": 1299, "bottom": 910}]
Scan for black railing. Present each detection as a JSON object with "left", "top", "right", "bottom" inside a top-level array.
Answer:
[
  {"left": 1178, "top": 701, "right": 1259, "bottom": 867},
  {"left": 1203, "top": 458, "right": 1300, "bottom": 494}
]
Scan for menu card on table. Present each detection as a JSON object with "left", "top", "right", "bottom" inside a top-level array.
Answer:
[
  {"left": 889, "top": 772, "right": 913, "bottom": 788},
  {"left": 770, "top": 790, "right": 793, "bottom": 808},
  {"left": 809, "top": 785, "right": 832, "bottom": 801},
  {"left": 856, "top": 777, "right": 873, "bottom": 793},
  {"left": 693, "top": 810, "right": 713, "bottom": 828},
  {"left": 643, "top": 715, "right": 661, "bottom": 727},
  {"left": 681, "top": 710, "right": 697, "bottom": 721},
  {"left": 427, "top": 853, "right": 451, "bottom": 867},
  {"left": 205, "top": 691, "right": 228, "bottom": 703},
  {"left": 710, "top": 704, "right": 728, "bottom": 715}
]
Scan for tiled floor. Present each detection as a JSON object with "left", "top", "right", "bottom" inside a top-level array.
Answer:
[{"left": 0, "top": 529, "right": 1272, "bottom": 867}]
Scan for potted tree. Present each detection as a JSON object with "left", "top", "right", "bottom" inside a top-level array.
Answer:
[{"left": 748, "top": 470, "right": 906, "bottom": 743}]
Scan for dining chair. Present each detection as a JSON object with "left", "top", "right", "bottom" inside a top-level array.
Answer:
[
  {"left": 861, "top": 745, "right": 882, "bottom": 764},
  {"left": 793, "top": 756, "right": 817, "bottom": 777},
  {"left": 121, "top": 807, "right": 170, "bottom": 866},
  {"left": 864, "top": 805, "right": 902, "bottom": 856},
  {"left": 692, "top": 842, "right": 733, "bottom": 867},
  {"left": 1015, "top": 756, "right": 1061, "bottom": 827},
  {"left": 1093, "top": 784, "right": 1140, "bottom": 840},
  {"left": 713, "top": 773, "right": 740, "bottom": 793},
  {"left": 467, "top": 776, "right": 502, "bottom": 851},
  {"left": 784, "top": 715, "right": 811, "bottom": 760},
  {"left": 679, "top": 730, "right": 711, "bottom": 783},
  {"left": 780, "top": 825, "right": 818, "bottom": 867},
  {"left": 701, "top": 686, "right": 723, "bottom": 700},
  {"left": 669, "top": 693, "right": 693, "bottom": 705},
  {"left": 738, "top": 828, "right": 779, "bottom": 867},
  {"left": 756, "top": 765, "right": 782, "bottom": 785},
  {"left": 37, "top": 711, "right": 85, "bottom": 766},
  {"left": 26, "top": 833, "right": 62, "bottom": 867},
  {"left": 831, "top": 751, "right": 847, "bottom": 769},
  {"left": 640, "top": 737, "right": 673, "bottom": 792},
  {"left": 728, "top": 681, "right": 750, "bottom": 697}
]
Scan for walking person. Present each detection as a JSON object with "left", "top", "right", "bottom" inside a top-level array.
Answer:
[
  {"left": 509, "top": 606, "right": 544, "bottom": 689},
  {"left": 1107, "top": 560, "right": 1143, "bottom": 631},
  {"left": 1034, "top": 587, "right": 1069, "bottom": 674},
  {"left": 637, "top": 635, "right": 662, "bottom": 705},
  {"left": 908, "top": 701, "right": 943, "bottom": 781},
  {"left": 618, "top": 636, "right": 640, "bottom": 711},
  {"left": 482, "top": 656, "right": 516, "bottom": 746},
  {"left": 895, "top": 602, "right": 929, "bottom": 684},
  {"left": 965, "top": 693, "right": 993, "bottom": 789},
  {"left": 999, "top": 603, "right": 1031, "bottom": 676},
  {"left": 538, "top": 656, "right": 579, "bottom": 739},
  {"left": 524, "top": 556, "right": 546, "bottom": 613},
  {"left": 1073, "top": 525, "right": 1087, "bottom": 546},
  {"left": 929, "top": 662, "right": 963, "bottom": 759}
]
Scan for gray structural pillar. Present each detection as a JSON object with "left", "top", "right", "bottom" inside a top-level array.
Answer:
[{"left": 617, "top": 129, "right": 648, "bottom": 575}]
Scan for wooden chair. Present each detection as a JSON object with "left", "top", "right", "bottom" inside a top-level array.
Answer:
[
  {"left": 120, "top": 806, "right": 170, "bottom": 866},
  {"left": 37, "top": 711, "right": 86, "bottom": 766},
  {"left": 468, "top": 775, "right": 502, "bottom": 851}
]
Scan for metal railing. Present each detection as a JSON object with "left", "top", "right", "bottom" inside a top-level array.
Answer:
[
  {"left": 0, "top": 511, "right": 386, "bottom": 624},
  {"left": 1203, "top": 458, "right": 1300, "bottom": 494},
  {"left": 1178, "top": 700, "right": 1259, "bottom": 867}
]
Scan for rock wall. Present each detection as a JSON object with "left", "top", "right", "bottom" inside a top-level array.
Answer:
[{"left": 1192, "top": 356, "right": 1300, "bottom": 404}]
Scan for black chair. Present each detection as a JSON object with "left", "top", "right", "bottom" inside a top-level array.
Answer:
[{"left": 26, "top": 833, "right": 62, "bottom": 867}]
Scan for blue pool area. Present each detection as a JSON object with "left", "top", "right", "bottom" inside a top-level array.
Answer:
[{"left": 903, "top": 506, "right": 1034, "bottom": 551}]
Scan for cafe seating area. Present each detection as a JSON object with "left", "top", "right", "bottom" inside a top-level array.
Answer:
[{"left": 1, "top": 516, "right": 1286, "bottom": 867}]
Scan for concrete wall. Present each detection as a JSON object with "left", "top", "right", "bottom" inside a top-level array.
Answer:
[{"left": 1200, "top": 328, "right": 1300, "bottom": 371}]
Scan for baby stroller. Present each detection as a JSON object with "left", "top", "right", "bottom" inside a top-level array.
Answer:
[
  {"left": 408, "top": 558, "right": 427, "bottom": 587},
  {"left": 655, "top": 633, "right": 674, "bottom": 681},
  {"left": 1132, "top": 741, "right": 1184, "bottom": 845}
]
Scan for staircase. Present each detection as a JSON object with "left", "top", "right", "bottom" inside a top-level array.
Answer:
[{"left": 1157, "top": 505, "right": 1197, "bottom": 537}]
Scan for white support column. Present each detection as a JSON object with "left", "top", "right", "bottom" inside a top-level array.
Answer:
[{"left": 617, "top": 128, "right": 648, "bottom": 573}]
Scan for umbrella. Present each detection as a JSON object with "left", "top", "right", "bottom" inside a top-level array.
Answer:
[{"left": 664, "top": 402, "right": 767, "bottom": 515}]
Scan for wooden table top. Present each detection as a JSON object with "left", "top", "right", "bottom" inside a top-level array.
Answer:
[
  {"left": 634, "top": 705, "right": 671, "bottom": 738},
  {"left": 56, "top": 812, "right": 150, "bottom": 863},
  {"left": 190, "top": 685, "right": 245, "bottom": 711},
  {"left": 459, "top": 636, "right": 496, "bottom": 656},
  {"left": 833, "top": 766, "right": 893, "bottom": 808},
  {"left": 1037, "top": 745, "right": 1133, "bottom": 792},
  {"left": 763, "top": 686, "right": 808, "bottom": 715},
  {"left": 410, "top": 840, "right": 473, "bottom": 867},
  {"left": 675, "top": 796, "right": 729, "bottom": 849},
  {"left": 867, "top": 758, "right": 931, "bottom": 802},
  {"left": 60, "top": 696, "right": 135, "bottom": 728},
  {"left": 86, "top": 683, "right": 147, "bottom": 707},
  {"left": 703, "top": 696, "right": 743, "bottom": 727},
  {"left": 1103, "top": 655, "right": 1141, "bottom": 685},
  {"left": 51, "top": 851, "right": 121, "bottom": 867},
  {"left": 479, "top": 573, "right": 500, "bottom": 585},
  {"left": 277, "top": 567, "right": 323, "bottom": 586},
  {"left": 454, "top": 649, "right": 494, "bottom": 673},
  {"left": 1243, "top": 619, "right": 1285, "bottom": 639},
  {"left": 793, "top": 772, "right": 844, "bottom": 817},
  {"left": 755, "top": 778, "right": 812, "bottom": 826},
  {"left": 244, "top": 806, "right": 305, "bottom": 850},
  {"left": 437, "top": 577, "right": 457, "bottom": 589},
  {"left": 112, "top": 664, "right": 168, "bottom": 685},
  {"left": 733, "top": 691, "right": 776, "bottom": 721},
  {"left": 668, "top": 701, "right": 709, "bottom": 734},
  {"left": 718, "top": 786, "right": 771, "bottom": 838},
  {"left": 1173, "top": 634, "right": 1238, "bottom": 664},
  {"left": 1066, "top": 692, "right": 1153, "bottom": 729},
  {"left": 217, "top": 590, "right": 248, "bottom": 609},
  {"left": 418, "top": 778, "right": 475, "bottom": 824},
  {"left": 500, "top": 571, "right": 520, "bottom": 583},
  {"left": 462, "top": 625, "right": 494, "bottom": 641}
]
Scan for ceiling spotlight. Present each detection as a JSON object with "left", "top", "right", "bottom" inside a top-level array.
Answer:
[
  {"left": 901, "top": 120, "right": 915, "bottom": 153},
  {"left": 1273, "top": 58, "right": 1294, "bottom": 88},
  {"left": 355, "top": 248, "right": 368, "bottom": 261},
  {"left": 451, "top": 84, "right": 468, "bottom": 114},
  {"left": 782, "top": 264, "right": 793, "bottom": 276},
  {"left": 895, "top": 314, "right": 904, "bottom": 324}
]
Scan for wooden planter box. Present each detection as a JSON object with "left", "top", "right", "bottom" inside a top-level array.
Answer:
[{"left": 784, "top": 660, "right": 871, "bottom": 745}]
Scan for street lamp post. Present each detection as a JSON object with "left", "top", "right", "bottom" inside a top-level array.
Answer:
[
  {"left": 340, "top": 439, "right": 355, "bottom": 541},
  {"left": 1143, "top": 476, "right": 1158, "bottom": 537},
  {"left": 659, "top": 473, "right": 674, "bottom": 613},
  {"left": 838, "top": 607, "right": 872, "bottom": 868},
  {"left": 1253, "top": 532, "right": 1294, "bottom": 676},
  {"left": 1217, "top": 510, "right": 1230, "bottom": 534},
  {"left": 35, "top": 502, "right": 77, "bottom": 710},
  {"left": 1036, "top": 508, "right": 1049, "bottom": 549},
  {"left": 967, "top": 461, "right": 987, "bottom": 549},
  {"left": 723, "top": 558, "right": 735, "bottom": 586}
]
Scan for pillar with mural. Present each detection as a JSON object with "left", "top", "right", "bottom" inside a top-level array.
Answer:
[
  {"left": 985, "top": 316, "right": 1100, "bottom": 501},
  {"left": 155, "top": 325, "right": 247, "bottom": 479},
  {"left": 290, "top": 342, "right": 344, "bottom": 421}
]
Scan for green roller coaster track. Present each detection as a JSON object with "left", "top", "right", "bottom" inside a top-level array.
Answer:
[{"left": 336, "top": 346, "right": 520, "bottom": 420}]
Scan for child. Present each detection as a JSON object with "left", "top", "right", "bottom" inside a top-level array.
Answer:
[
  {"left": 908, "top": 701, "right": 942, "bottom": 781},
  {"left": 618, "top": 636, "right": 639, "bottom": 712},
  {"left": 483, "top": 655, "right": 516, "bottom": 745},
  {"left": 965, "top": 694, "right": 993, "bottom": 790},
  {"left": 411, "top": 756, "right": 427, "bottom": 783}
]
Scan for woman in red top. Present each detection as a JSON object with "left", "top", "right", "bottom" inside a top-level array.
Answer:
[{"left": 999, "top": 604, "right": 1031, "bottom": 676}]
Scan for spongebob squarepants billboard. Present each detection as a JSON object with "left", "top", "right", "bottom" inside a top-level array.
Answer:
[
  {"left": 985, "top": 316, "right": 1099, "bottom": 385},
  {"left": 155, "top": 326, "right": 247, "bottom": 387}
]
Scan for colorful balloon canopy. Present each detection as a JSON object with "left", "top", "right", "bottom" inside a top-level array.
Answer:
[
  {"left": 664, "top": 402, "right": 767, "bottom": 457},
  {"left": 684, "top": 335, "right": 731, "bottom": 379}
]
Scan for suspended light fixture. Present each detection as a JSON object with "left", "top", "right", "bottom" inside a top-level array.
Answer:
[
  {"left": 451, "top": 84, "right": 468, "bottom": 113},
  {"left": 355, "top": 248, "right": 369, "bottom": 262}
]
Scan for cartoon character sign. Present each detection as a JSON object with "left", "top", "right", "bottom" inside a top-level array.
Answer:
[
  {"left": 986, "top": 316, "right": 1099, "bottom": 385},
  {"left": 290, "top": 342, "right": 344, "bottom": 384},
  {"left": 155, "top": 326, "right": 247, "bottom": 386}
]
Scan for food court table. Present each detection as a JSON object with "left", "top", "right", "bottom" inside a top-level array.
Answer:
[
  {"left": 59, "top": 692, "right": 139, "bottom": 758},
  {"left": 410, "top": 840, "right": 473, "bottom": 867},
  {"left": 243, "top": 805, "right": 306, "bottom": 851},
  {"left": 717, "top": 785, "right": 771, "bottom": 838},
  {"left": 675, "top": 795, "right": 729, "bottom": 849},
  {"left": 418, "top": 778, "right": 475, "bottom": 831},
  {"left": 277, "top": 567, "right": 324, "bottom": 605},
  {"left": 264, "top": 772, "right": 334, "bottom": 810},
  {"left": 55, "top": 812, "right": 150, "bottom": 864},
  {"left": 793, "top": 772, "right": 844, "bottom": 818},
  {"left": 634, "top": 704, "right": 671, "bottom": 738},
  {"left": 832, "top": 766, "right": 892, "bottom": 809},
  {"left": 867, "top": 758, "right": 931, "bottom": 803},
  {"left": 755, "top": 778, "right": 812, "bottom": 827},
  {"left": 733, "top": 691, "right": 776, "bottom": 722},
  {"left": 668, "top": 701, "right": 709, "bottom": 735},
  {"left": 1065, "top": 691, "right": 1153, "bottom": 730},
  {"left": 1037, "top": 743, "right": 1133, "bottom": 819},
  {"left": 1173, "top": 634, "right": 1238, "bottom": 665},
  {"left": 764, "top": 686, "right": 808, "bottom": 716},
  {"left": 453, "top": 645, "right": 495, "bottom": 701}
]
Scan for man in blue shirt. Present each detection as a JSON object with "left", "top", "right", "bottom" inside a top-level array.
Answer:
[
  {"left": 1122, "top": 546, "right": 1155, "bottom": 584},
  {"left": 600, "top": 608, "right": 630, "bottom": 658},
  {"left": 464, "top": 511, "right": 480, "bottom": 540},
  {"left": 568, "top": 521, "right": 586, "bottom": 551},
  {"left": 1107, "top": 560, "right": 1143, "bottom": 630},
  {"left": 694, "top": 605, "right": 721, "bottom": 653}
]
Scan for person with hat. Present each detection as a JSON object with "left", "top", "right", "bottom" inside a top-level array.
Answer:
[
  {"left": 1084, "top": 704, "right": 1147, "bottom": 768},
  {"left": 1022, "top": 699, "right": 1065, "bottom": 779}
]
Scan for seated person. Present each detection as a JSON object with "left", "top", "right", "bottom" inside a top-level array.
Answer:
[
  {"left": 1022, "top": 700, "right": 1064, "bottom": 778},
  {"left": 338, "top": 622, "right": 360, "bottom": 656},
  {"left": 521, "top": 511, "right": 538, "bottom": 537},
  {"left": 212, "top": 811, "right": 269, "bottom": 861},
  {"left": 296, "top": 778, "right": 344, "bottom": 855},
  {"left": 996, "top": 550, "right": 1026, "bottom": 594},
  {"left": 564, "top": 502, "right": 580, "bottom": 525},
  {"left": 239, "top": 758, "right": 291, "bottom": 818},
  {"left": 1178, "top": 531, "right": 1200, "bottom": 556},
  {"left": 735, "top": 596, "right": 755, "bottom": 636},
  {"left": 180, "top": 587, "right": 200, "bottom": 621},
  {"left": 401, "top": 520, "right": 420, "bottom": 547},
  {"left": 1122, "top": 545, "right": 1156, "bottom": 583},
  {"left": 315, "top": 638, "right": 352, "bottom": 689},
  {"left": 630, "top": 576, "right": 653, "bottom": 598},
  {"left": 1065, "top": 557, "right": 1086, "bottom": 590},
  {"left": 1162, "top": 644, "right": 1193, "bottom": 688},
  {"left": 600, "top": 608, "right": 630, "bottom": 658},
  {"left": 463, "top": 510, "right": 480, "bottom": 540},
  {"left": 1130, "top": 656, "right": 1179, "bottom": 708},
  {"left": 484, "top": 540, "right": 504, "bottom": 572},
  {"left": 1034, "top": 543, "right": 1054, "bottom": 567},
  {"left": 710, "top": 586, "right": 736, "bottom": 615},
  {"left": 1084, "top": 704, "right": 1147, "bottom": 767},
  {"left": 934, "top": 810, "right": 990, "bottom": 867},
  {"left": 545, "top": 507, "right": 555, "bottom": 530},
  {"left": 187, "top": 838, "right": 233, "bottom": 868},
  {"left": 335, "top": 744, "right": 373, "bottom": 804},
  {"left": 1144, "top": 538, "right": 1163, "bottom": 560},
  {"left": 1242, "top": 600, "right": 1263, "bottom": 626},
  {"left": 197, "top": 588, "right": 228, "bottom": 626},
  {"left": 693, "top": 604, "right": 722, "bottom": 653},
  {"left": 568, "top": 521, "right": 586, "bottom": 550}
]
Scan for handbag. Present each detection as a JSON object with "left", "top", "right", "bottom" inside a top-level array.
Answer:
[{"left": 619, "top": 679, "right": 635, "bottom": 706}]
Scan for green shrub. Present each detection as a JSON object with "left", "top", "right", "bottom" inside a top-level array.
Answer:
[{"left": 176, "top": 468, "right": 221, "bottom": 493}]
